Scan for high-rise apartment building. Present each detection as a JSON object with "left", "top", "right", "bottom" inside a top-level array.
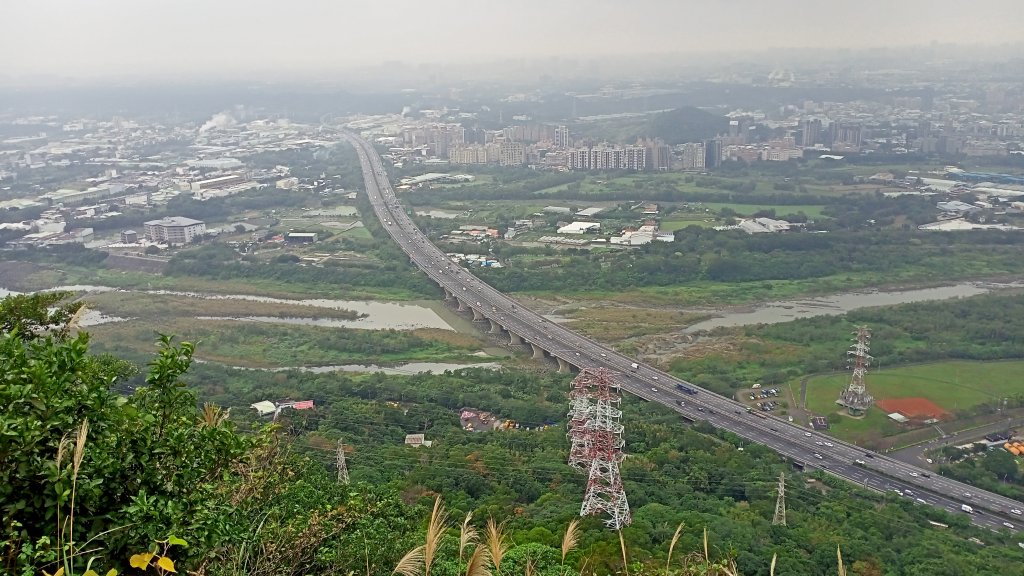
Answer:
[
  {"left": 565, "top": 145, "right": 645, "bottom": 171},
  {"left": 679, "top": 142, "right": 706, "bottom": 170},
  {"left": 555, "top": 125, "right": 572, "bottom": 149},
  {"left": 499, "top": 141, "right": 525, "bottom": 166},
  {"left": 704, "top": 139, "right": 722, "bottom": 168},
  {"left": 800, "top": 119, "right": 822, "bottom": 147}
]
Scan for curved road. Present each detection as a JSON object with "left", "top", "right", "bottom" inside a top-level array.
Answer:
[{"left": 343, "top": 132, "right": 1024, "bottom": 535}]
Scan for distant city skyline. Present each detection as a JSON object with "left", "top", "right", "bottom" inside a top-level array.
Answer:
[{"left": 4, "top": 0, "right": 1024, "bottom": 83}]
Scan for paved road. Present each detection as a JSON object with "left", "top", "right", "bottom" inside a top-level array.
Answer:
[
  {"left": 343, "top": 132, "right": 1024, "bottom": 536},
  {"left": 890, "top": 417, "right": 1022, "bottom": 467}
]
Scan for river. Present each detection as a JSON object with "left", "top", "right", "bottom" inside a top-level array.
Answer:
[
  {"left": 4, "top": 279, "right": 1021, "bottom": 336},
  {"left": 682, "top": 280, "right": 1024, "bottom": 333}
]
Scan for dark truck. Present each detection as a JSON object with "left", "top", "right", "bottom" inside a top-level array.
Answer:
[{"left": 675, "top": 383, "right": 698, "bottom": 395}]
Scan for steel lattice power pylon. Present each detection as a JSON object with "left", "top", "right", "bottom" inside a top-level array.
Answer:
[
  {"left": 836, "top": 326, "right": 875, "bottom": 416},
  {"left": 566, "top": 369, "right": 631, "bottom": 530},
  {"left": 336, "top": 438, "right": 349, "bottom": 484},
  {"left": 566, "top": 372, "right": 596, "bottom": 472},
  {"left": 773, "top": 472, "right": 787, "bottom": 526}
]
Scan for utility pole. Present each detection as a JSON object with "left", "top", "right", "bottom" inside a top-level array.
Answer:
[
  {"left": 773, "top": 472, "right": 787, "bottom": 526},
  {"left": 336, "top": 438, "right": 349, "bottom": 484}
]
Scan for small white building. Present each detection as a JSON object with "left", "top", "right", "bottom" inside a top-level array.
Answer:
[
  {"left": 404, "top": 433, "right": 433, "bottom": 448},
  {"left": 738, "top": 218, "right": 792, "bottom": 234},
  {"left": 557, "top": 222, "right": 600, "bottom": 234}
]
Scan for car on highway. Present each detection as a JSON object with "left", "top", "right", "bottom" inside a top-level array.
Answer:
[
  {"left": 1004, "top": 522, "right": 1015, "bottom": 529},
  {"left": 909, "top": 472, "right": 919, "bottom": 477},
  {"left": 1012, "top": 509, "right": 1023, "bottom": 515},
  {"left": 813, "top": 453, "right": 822, "bottom": 459},
  {"left": 804, "top": 432, "right": 812, "bottom": 437},
  {"left": 823, "top": 442, "right": 834, "bottom": 447},
  {"left": 651, "top": 387, "right": 658, "bottom": 392},
  {"left": 855, "top": 459, "right": 866, "bottom": 465}
]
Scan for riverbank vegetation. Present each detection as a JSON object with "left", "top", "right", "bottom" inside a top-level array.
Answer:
[
  {"left": 668, "top": 292, "right": 1024, "bottom": 396},
  {"left": 476, "top": 228, "right": 1024, "bottom": 300},
  {"left": 88, "top": 318, "right": 486, "bottom": 369}
]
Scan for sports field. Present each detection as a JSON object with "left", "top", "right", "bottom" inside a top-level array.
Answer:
[{"left": 799, "top": 360, "right": 1024, "bottom": 441}]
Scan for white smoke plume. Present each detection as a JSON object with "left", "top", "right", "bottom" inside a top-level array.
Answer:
[{"left": 199, "top": 112, "right": 237, "bottom": 133}]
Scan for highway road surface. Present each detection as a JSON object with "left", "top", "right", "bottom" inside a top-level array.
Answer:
[{"left": 342, "top": 132, "right": 1024, "bottom": 535}]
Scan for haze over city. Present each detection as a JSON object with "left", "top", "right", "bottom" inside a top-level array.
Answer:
[
  {"left": 4, "top": 1, "right": 1024, "bottom": 574},
  {"left": 4, "top": 0, "right": 1024, "bottom": 83}
]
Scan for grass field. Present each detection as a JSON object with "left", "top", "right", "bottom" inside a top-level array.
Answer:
[{"left": 801, "top": 360, "right": 1024, "bottom": 442}]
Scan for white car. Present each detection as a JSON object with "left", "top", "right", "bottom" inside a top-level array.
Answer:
[
  {"left": 909, "top": 472, "right": 919, "bottom": 477},
  {"left": 815, "top": 441, "right": 823, "bottom": 446},
  {"left": 1004, "top": 522, "right": 1015, "bottom": 529},
  {"left": 1011, "top": 509, "right": 1023, "bottom": 515},
  {"left": 651, "top": 387, "right": 658, "bottom": 392},
  {"left": 814, "top": 453, "right": 822, "bottom": 459},
  {"left": 824, "top": 442, "right": 834, "bottom": 447},
  {"left": 854, "top": 459, "right": 866, "bottom": 465},
  {"left": 804, "top": 432, "right": 812, "bottom": 437}
]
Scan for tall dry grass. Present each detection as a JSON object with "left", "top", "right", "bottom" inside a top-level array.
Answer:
[{"left": 391, "top": 496, "right": 858, "bottom": 576}]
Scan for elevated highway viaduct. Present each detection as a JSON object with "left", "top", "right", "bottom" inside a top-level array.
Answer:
[{"left": 342, "top": 132, "right": 1024, "bottom": 535}]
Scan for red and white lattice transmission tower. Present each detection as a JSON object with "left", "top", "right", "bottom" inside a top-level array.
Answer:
[
  {"left": 567, "top": 368, "right": 631, "bottom": 530},
  {"left": 566, "top": 371, "right": 596, "bottom": 472}
]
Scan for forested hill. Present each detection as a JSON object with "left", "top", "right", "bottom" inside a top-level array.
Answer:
[{"left": 646, "top": 107, "right": 728, "bottom": 144}]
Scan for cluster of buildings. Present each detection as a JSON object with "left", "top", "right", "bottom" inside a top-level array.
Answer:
[{"left": 0, "top": 111, "right": 346, "bottom": 249}]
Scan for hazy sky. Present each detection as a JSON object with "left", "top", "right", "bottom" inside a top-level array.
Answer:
[{"left": 4, "top": 0, "right": 1023, "bottom": 81}]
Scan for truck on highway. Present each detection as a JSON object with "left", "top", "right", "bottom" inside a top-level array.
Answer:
[
  {"left": 630, "top": 363, "right": 639, "bottom": 370},
  {"left": 675, "top": 383, "right": 698, "bottom": 395},
  {"left": 961, "top": 504, "right": 974, "bottom": 514}
]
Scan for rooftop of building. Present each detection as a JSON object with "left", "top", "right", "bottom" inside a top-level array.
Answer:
[{"left": 144, "top": 216, "right": 204, "bottom": 227}]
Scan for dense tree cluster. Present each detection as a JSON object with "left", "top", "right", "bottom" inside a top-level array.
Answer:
[
  {"left": 475, "top": 228, "right": 1024, "bottom": 293},
  {"left": 165, "top": 242, "right": 437, "bottom": 298}
]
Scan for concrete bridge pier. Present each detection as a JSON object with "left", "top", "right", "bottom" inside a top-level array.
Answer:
[
  {"left": 509, "top": 332, "right": 523, "bottom": 346},
  {"left": 471, "top": 307, "right": 485, "bottom": 322},
  {"left": 488, "top": 319, "right": 502, "bottom": 334},
  {"left": 457, "top": 299, "right": 469, "bottom": 312},
  {"left": 556, "top": 357, "right": 572, "bottom": 373},
  {"left": 530, "top": 343, "right": 546, "bottom": 360},
  {"left": 442, "top": 288, "right": 454, "bottom": 300}
]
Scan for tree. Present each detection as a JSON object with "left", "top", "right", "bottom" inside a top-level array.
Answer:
[
  {"left": 0, "top": 293, "right": 252, "bottom": 573},
  {"left": 981, "top": 450, "right": 1021, "bottom": 482}
]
